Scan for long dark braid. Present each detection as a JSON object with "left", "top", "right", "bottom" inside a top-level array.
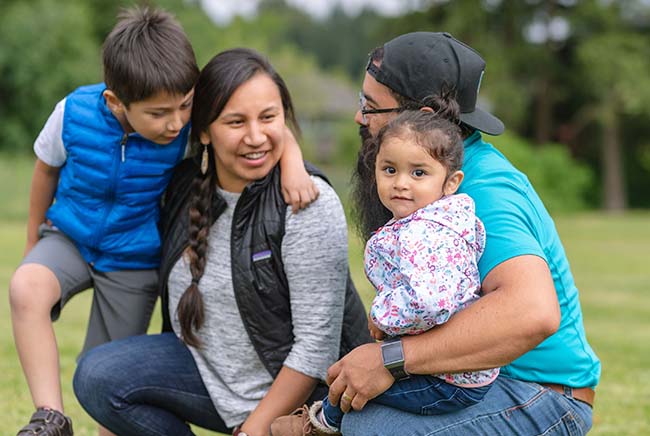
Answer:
[{"left": 177, "top": 143, "right": 215, "bottom": 347}]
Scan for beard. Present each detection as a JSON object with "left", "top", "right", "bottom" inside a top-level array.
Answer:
[
  {"left": 350, "top": 126, "right": 392, "bottom": 241},
  {"left": 358, "top": 124, "right": 372, "bottom": 144}
]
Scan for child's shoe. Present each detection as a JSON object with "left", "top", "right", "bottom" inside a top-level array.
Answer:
[
  {"left": 17, "top": 407, "right": 73, "bottom": 436},
  {"left": 270, "top": 401, "right": 341, "bottom": 436}
]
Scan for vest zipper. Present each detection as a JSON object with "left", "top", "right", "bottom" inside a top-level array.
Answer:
[
  {"left": 90, "top": 134, "right": 124, "bottom": 251},
  {"left": 121, "top": 133, "right": 127, "bottom": 162}
]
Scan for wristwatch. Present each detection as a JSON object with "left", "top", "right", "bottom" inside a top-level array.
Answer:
[{"left": 381, "top": 337, "right": 410, "bottom": 381}]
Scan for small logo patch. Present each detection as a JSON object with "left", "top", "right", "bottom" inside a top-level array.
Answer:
[{"left": 252, "top": 250, "right": 272, "bottom": 262}]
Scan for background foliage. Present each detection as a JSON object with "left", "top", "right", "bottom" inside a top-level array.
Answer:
[
  {"left": 1, "top": 0, "right": 649, "bottom": 210},
  {"left": 1, "top": 0, "right": 649, "bottom": 433}
]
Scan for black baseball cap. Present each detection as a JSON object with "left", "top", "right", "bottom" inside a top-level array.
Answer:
[{"left": 367, "top": 32, "right": 504, "bottom": 136}]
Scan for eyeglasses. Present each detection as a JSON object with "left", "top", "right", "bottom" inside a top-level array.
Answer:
[{"left": 359, "top": 92, "right": 401, "bottom": 124}]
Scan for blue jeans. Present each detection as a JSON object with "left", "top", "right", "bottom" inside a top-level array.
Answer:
[
  {"left": 322, "top": 375, "right": 490, "bottom": 428},
  {"left": 73, "top": 333, "right": 230, "bottom": 436},
  {"left": 340, "top": 375, "right": 593, "bottom": 435}
]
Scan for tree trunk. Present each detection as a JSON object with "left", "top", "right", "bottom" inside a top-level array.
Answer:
[
  {"left": 601, "top": 110, "right": 626, "bottom": 210},
  {"left": 535, "top": 3, "right": 555, "bottom": 145},
  {"left": 535, "top": 75, "right": 552, "bottom": 144}
]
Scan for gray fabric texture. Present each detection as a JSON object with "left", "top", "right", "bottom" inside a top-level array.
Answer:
[
  {"left": 167, "top": 176, "right": 348, "bottom": 427},
  {"left": 21, "top": 223, "right": 158, "bottom": 356}
]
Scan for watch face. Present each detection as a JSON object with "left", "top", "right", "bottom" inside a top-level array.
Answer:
[{"left": 382, "top": 341, "right": 403, "bottom": 364}]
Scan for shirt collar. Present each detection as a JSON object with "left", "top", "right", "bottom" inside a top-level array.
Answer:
[{"left": 463, "top": 130, "right": 482, "bottom": 149}]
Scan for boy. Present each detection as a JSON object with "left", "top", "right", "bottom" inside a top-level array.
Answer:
[{"left": 10, "top": 7, "right": 315, "bottom": 435}]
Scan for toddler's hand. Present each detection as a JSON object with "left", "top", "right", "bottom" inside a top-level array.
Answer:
[{"left": 367, "top": 313, "right": 385, "bottom": 341}]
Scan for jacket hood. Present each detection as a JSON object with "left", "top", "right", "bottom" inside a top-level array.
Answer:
[{"left": 396, "top": 193, "right": 485, "bottom": 257}]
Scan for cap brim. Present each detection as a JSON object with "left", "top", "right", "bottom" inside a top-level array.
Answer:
[{"left": 460, "top": 107, "right": 504, "bottom": 136}]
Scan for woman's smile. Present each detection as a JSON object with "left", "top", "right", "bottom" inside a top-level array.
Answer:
[
  {"left": 200, "top": 72, "right": 286, "bottom": 193},
  {"left": 241, "top": 150, "right": 269, "bottom": 165}
]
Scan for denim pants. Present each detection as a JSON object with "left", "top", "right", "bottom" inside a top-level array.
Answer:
[
  {"left": 340, "top": 375, "right": 593, "bottom": 436},
  {"left": 322, "top": 375, "right": 490, "bottom": 428},
  {"left": 73, "top": 333, "right": 230, "bottom": 436}
]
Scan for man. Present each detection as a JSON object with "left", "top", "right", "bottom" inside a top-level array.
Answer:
[{"left": 326, "top": 32, "right": 600, "bottom": 435}]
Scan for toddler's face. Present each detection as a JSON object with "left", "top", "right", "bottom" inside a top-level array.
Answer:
[
  {"left": 375, "top": 136, "right": 449, "bottom": 220},
  {"left": 118, "top": 89, "right": 194, "bottom": 145}
]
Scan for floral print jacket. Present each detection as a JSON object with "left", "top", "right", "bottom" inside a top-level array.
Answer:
[{"left": 366, "top": 193, "right": 499, "bottom": 387}]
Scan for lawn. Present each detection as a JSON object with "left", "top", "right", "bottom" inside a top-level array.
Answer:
[{"left": 1, "top": 155, "right": 648, "bottom": 435}]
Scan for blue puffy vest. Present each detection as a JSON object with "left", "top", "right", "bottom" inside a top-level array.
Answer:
[{"left": 46, "top": 83, "right": 188, "bottom": 272}]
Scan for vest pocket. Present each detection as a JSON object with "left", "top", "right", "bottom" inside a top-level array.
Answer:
[
  {"left": 252, "top": 257, "right": 276, "bottom": 295},
  {"left": 251, "top": 253, "right": 289, "bottom": 314}
]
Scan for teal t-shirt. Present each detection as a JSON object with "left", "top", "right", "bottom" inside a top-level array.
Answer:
[{"left": 458, "top": 131, "right": 600, "bottom": 388}]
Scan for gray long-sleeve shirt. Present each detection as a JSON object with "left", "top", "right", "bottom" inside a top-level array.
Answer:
[{"left": 167, "top": 177, "right": 348, "bottom": 427}]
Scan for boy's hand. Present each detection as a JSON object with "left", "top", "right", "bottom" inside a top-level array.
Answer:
[
  {"left": 279, "top": 126, "right": 319, "bottom": 212},
  {"left": 281, "top": 170, "right": 319, "bottom": 212},
  {"left": 368, "top": 312, "right": 386, "bottom": 341}
]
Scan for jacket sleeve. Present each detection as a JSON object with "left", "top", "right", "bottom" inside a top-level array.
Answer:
[{"left": 370, "top": 219, "right": 481, "bottom": 336}]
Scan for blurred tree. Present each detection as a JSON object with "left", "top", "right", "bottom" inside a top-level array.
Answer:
[
  {"left": 490, "top": 133, "right": 594, "bottom": 213},
  {"left": 562, "top": 0, "right": 650, "bottom": 210},
  {"left": 85, "top": 0, "right": 124, "bottom": 41},
  {"left": 573, "top": 32, "right": 650, "bottom": 210},
  {"left": 213, "top": 0, "right": 392, "bottom": 80},
  {"left": 0, "top": 0, "right": 102, "bottom": 153},
  {"left": 383, "top": 0, "right": 650, "bottom": 210},
  {"left": 3, "top": 0, "right": 647, "bottom": 209},
  {"left": 279, "top": 4, "right": 391, "bottom": 80},
  {"left": 179, "top": 0, "right": 360, "bottom": 163},
  {"left": 385, "top": 0, "right": 577, "bottom": 142}
]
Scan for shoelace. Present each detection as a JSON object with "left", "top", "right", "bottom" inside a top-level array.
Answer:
[
  {"left": 291, "top": 405, "right": 314, "bottom": 435},
  {"left": 300, "top": 405, "right": 314, "bottom": 435}
]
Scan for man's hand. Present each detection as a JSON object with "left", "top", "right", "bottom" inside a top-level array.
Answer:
[{"left": 326, "top": 342, "right": 394, "bottom": 413}]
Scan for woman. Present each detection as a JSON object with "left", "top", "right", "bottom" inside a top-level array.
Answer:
[{"left": 73, "top": 48, "right": 370, "bottom": 436}]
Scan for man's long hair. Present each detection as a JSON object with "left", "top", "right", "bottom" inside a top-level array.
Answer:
[{"left": 350, "top": 126, "right": 392, "bottom": 242}]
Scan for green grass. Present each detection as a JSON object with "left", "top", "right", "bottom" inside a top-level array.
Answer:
[{"left": 1, "top": 154, "right": 648, "bottom": 434}]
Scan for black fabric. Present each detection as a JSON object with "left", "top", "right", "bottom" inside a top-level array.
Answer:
[
  {"left": 158, "top": 156, "right": 372, "bottom": 377},
  {"left": 367, "top": 31, "right": 504, "bottom": 136}
]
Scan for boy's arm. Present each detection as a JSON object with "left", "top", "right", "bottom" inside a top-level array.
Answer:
[
  {"left": 280, "top": 127, "right": 319, "bottom": 212},
  {"left": 25, "top": 159, "right": 60, "bottom": 256}
]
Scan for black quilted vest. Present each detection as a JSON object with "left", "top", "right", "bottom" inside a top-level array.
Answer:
[{"left": 158, "top": 156, "right": 372, "bottom": 377}]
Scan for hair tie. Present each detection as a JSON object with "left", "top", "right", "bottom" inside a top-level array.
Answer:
[{"left": 191, "top": 278, "right": 200, "bottom": 285}]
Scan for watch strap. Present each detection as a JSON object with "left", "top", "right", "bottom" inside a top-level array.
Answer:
[{"left": 381, "top": 337, "right": 410, "bottom": 381}]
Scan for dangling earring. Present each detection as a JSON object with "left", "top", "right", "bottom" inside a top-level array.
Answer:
[{"left": 200, "top": 143, "right": 209, "bottom": 175}]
